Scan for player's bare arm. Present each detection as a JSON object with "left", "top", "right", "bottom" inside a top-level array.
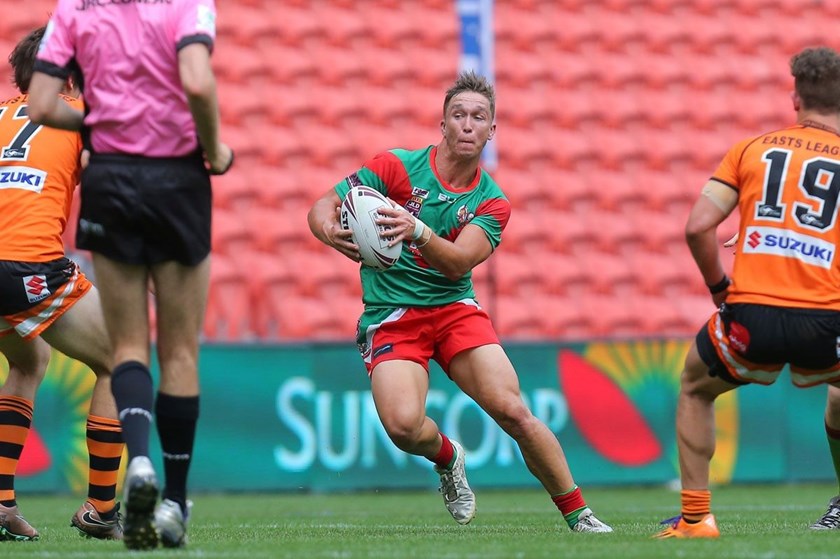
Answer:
[
  {"left": 26, "top": 72, "right": 84, "bottom": 130},
  {"left": 377, "top": 204, "right": 491, "bottom": 281},
  {"left": 308, "top": 189, "right": 360, "bottom": 262},
  {"left": 686, "top": 180, "right": 737, "bottom": 305}
]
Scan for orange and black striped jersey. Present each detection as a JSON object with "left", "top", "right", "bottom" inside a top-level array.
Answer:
[
  {"left": 713, "top": 123, "right": 840, "bottom": 310},
  {"left": 0, "top": 93, "right": 82, "bottom": 262}
]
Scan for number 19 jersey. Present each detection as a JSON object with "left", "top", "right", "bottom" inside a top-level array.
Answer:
[{"left": 714, "top": 123, "right": 840, "bottom": 309}]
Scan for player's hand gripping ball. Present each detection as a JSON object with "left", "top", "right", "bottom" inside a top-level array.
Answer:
[{"left": 340, "top": 186, "right": 402, "bottom": 270}]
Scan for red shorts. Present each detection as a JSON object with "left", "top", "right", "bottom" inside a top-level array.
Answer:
[{"left": 357, "top": 300, "right": 500, "bottom": 376}]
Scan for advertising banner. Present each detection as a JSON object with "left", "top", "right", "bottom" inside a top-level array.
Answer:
[{"left": 5, "top": 340, "right": 830, "bottom": 494}]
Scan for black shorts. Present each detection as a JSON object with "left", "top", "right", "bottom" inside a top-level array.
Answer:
[
  {"left": 696, "top": 302, "right": 840, "bottom": 387},
  {"left": 77, "top": 151, "right": 212, "bottom": 266},
  {"left": 0, "top": 258, "right": 77, "bottom": 315}
]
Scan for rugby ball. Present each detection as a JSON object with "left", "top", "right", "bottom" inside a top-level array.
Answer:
[{"left": 340, "top": 186, "right": 402, "bottom": 270}]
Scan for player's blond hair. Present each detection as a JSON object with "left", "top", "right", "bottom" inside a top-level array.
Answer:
[
  {"left": 443, "top": 70, "right": 496, "bottom": 119},
  {"left": 791, "top": 47, "right": 840, "bottom": 113}
]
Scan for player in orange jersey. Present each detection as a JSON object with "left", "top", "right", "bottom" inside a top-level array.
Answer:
[
  {"left": 655, "top": 46, "right": 840, "bottom": 539},
  {"left": 0, "top": 27, "right": 125, "bottom": 542}
]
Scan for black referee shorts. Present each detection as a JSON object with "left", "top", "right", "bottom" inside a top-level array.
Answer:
[{"left": 78, "top": 151, "right": 212, "bottom": 266}]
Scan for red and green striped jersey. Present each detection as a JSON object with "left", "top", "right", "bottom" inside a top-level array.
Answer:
[{"left": 334, "top": 145, "right": 510, "bottom": 308}]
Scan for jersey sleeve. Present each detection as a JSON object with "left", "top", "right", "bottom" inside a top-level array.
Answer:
[
  {"left": 174, "top": 0, "right": 217, "bottom": 53},
  {"left": 711, "top": 137, "right": 754, "bottom": 191},
  {"left": 334, "top": 151, "right": 406, "bottom": 201},
  {"left": 470, "top": 197, "right": 511, "bottom": 249},
  {"left": 33, "top": 0, "right": 77, "bottom": 79}
]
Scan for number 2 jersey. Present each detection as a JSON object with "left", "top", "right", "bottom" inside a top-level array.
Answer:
[
  {"left": 334, "top": 146, "right": 511, "bottom": 308},
  {"left": 0, "top": 94, "right": 82, "bottom": 262},
  {"left": 713, "top": 123, "right": 840, "bottom": 310}
]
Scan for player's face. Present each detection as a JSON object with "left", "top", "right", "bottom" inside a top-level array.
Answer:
[{"left": 441, "top": 92, "right": 495, "bottom": 159}]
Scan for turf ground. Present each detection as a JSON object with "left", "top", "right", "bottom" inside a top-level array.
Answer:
[{"left": 5, "top": 483, "right": 840, "bottom": 558}]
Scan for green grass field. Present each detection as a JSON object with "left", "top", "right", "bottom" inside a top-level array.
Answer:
[{"left": 5, "top": 484, "right": 840, "bottom": 558}]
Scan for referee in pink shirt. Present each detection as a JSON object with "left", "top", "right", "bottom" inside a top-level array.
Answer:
[{"left": 28, "top": 0, "right": 233, "bottom": 551}]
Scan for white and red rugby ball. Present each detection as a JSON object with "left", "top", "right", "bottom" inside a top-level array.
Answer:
[{"left": 340, "top": 186, "right": 402, "bottom": 270}]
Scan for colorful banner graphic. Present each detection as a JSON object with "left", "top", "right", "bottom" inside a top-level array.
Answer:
[{"left": 3, "top": 340, "right": 831, "bottom": 494}]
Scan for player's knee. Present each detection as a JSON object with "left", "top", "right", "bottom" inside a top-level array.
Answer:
[
  {"left": 380, "top": 416, "right": 423, "bottom": 451},
  {"left": 490, "top": 400, "right": 535, "bottom": 439},
  {"left": 8, "top": 343, "right": 51, "bottom": 381}
]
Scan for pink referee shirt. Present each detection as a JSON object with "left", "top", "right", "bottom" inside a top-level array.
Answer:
[{"left": 35, "top": 0, "right": 217, "bottom": 157}]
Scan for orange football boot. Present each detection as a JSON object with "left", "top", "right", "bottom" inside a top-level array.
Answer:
[{"left": 653, "top": 514, "right": 720, "bottom": 539}]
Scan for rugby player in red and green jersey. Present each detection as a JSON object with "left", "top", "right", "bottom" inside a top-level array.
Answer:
[{"left": 309, "top": 71, "right": 611, "bottom": 533}]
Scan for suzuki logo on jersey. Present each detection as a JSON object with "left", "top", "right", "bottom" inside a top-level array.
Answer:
[
  {"left": 742, "top": 226, "right": 835, "bottom": 269},
  {"left": 0, "top": 166, "right": 46, "bottom": 193},
  {"left": 23, "top": 275, "right": 50, "bottom": 304}
]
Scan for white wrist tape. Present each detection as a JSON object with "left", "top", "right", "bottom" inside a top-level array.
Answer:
[{"left": 412, "top": 218, "right": 427, "bottom": 240}]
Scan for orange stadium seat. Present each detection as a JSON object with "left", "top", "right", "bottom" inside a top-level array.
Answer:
[
  {"left": 218, "top": 81, "right": 272, "bottom": 126},
  {"left": 275, "top": 297, "right": 358, "bottom": 340},
  {"left": 590, "top": 90, "right": 645, "bottom": 129},
  {"left": 495, "top": 50, "right": 553, "bottom": 88},
  {"left": 495, "top": 253, "right": 543, "bottom": 296},
  {"left": 550, "top": 57, "right": 601, "bottom": 90},
  {"left": 363, "top": 85, "right": 413, "bottom": 127},
  {"left": 543, "top": 8, "right": 601, "bottom": 51},
  {"left": 264, "top": 44, "right": 319, "bottom": 85},
  {"left": 639, "top": 53, "right": 693, "bottom": 89},
  {"left": 499, "top": 212, "right": 542, "bottom": 253},
  {"left": 260, "top": 85, "right": 319, "bottom": 127},
  {"left": 588, "top": 169, "right": 648, "bottom": 212},
  {"left": 544, "top": 210, "right": 600, "bottom": 256},
  {"left": 632, "top": 295, "right": 694, "bottom": 336},
  {"left": 366, "top": 7, "right": 423, "bottom": 49},
  {"left": 247, "top": 206, "right": 316, "bottom": 254},
  {"left": 216, "top": 4, "right": 276, "bottom": 46},
  {"left": 404, "top": 44, "right": 461, "bottom": 88},
  {"left": 273, "top": 5, "right": 328, "bottom": 46},
  {"left": 213, "top": 170, "right": 261, "bottom": 212},
  {"left": 590, "top": 212, "right": 646, "bottom": 256},
  {"left": 362, "top": 46, "right": 417, "bottom": 87},
  {"left": 0, "top": 8, "right": 47, "bottom": 44},
  {"left": 495, "top": 9, "right": 555, "bottom": 53},
  {"left": 213, "top": 43, "right": 272, "bottom": 84},
  {"left": 678, "top": 295, "right": 718, "bottom": 331},
  {"left": 585, "top": 128, "right": 645, "bottom": 172},
  {"left": 593, "top": 9, "right": 647, "bottom": 54},
  {"left": 632, "top": 208, "right": 688, "bottom": 254},
  {"left": 595, "top": 53, "right": 648, "bottom": 90},
  {"left": 530, "top": 251, "right": 581, "bottom": 295},
  {"left": 315, "top": 5, "right": 370, "bottom": 47},
  {"left": 641, "top": 89, "right": 692, "bottom": 129},
  {"left": 314, "top": 46, "right": 368, "bottom": 88},
  {"left": 542, "top": 296, "right": 595, "bottom": 340},
  {"left": 641, "top": 13, "right": 693, "bottom": 55},
  {"left": 409, "top": 85, "right": 448, "bottom": 127},
  {"left": 641, "top": 171, "right": 696, "bottom": 213},
  {"left": 211, "top": 208, "right": 254, "bottom": 269},
  {"left": 630, "top": 252, "right": 702, "bottom": 297},
  {"left": 535, "top": 168, "right": 601, "bottom": 212},
  {"left": 204, "top": 256, "right": 254, "bottom": 341},
  {"left": 641, "top": 129, "right": 693, "bottom": 171},
  {"left": 496, "top": 86, "right": 555, "bottom": 130},
  {"left": 493, "top": 296, "right": 553, "bottom": 339},
  {"left": 578, "top": 293, "right": 642, "bottom": 338}
]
